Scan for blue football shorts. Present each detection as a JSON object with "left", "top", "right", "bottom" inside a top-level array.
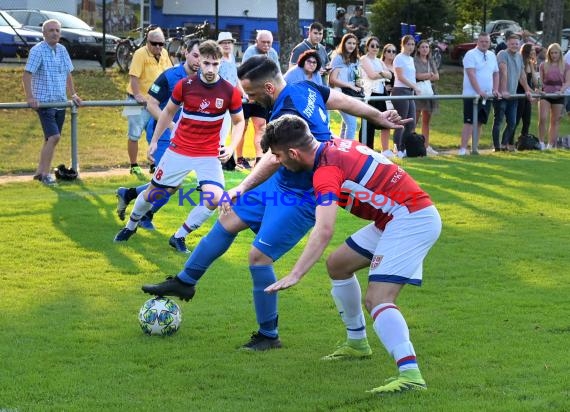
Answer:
[{"left": 232, "top": 176, "right": 316, "bottom": 261}]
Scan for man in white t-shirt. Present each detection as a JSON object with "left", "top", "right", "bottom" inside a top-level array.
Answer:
[
  {"left": 459, "top": 32, "right": 499, "bottom": 155},
  {"left": 564, "top": 49, "right": 570, "bottom": 114}
]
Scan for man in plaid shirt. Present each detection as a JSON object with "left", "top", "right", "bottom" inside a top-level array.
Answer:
[{"left": 23, "top": 19, "right": 82, "bottom": 185}]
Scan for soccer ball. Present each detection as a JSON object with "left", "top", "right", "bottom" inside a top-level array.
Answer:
[{"left": 138, "top": 297, "right": 182, "bottom": 336}]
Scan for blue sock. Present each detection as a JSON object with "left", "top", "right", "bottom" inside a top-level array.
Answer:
[
  {"left": 177, "top": 221, "right": 236, "bottom": 284},
  {"left": 136, "top": 183, "right": 150, "bottom": 195},
  {"left": 250, "top": 265, "right": 278, "bottom": 338}
]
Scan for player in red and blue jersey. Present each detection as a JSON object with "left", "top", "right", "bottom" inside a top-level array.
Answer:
[
  {"left": 115, "top": 39, "right": 202, "bottom": 235},
  {"left": 141, "top": 56, "right": 408, "bottom": 352},
  {"left": 114, "top": 40, "right": 244, "bottom": 245},
  {"left": 262, "top": 115, "right": 441, "bottom": 394}
]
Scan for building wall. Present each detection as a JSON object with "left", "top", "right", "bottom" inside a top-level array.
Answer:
[{"left": 151, "top": 0, "right": 317, "bottom": 52}]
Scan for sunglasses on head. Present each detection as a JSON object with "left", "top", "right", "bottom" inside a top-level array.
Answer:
[{"left": 149, "top": 41, "right": 165, "bottom": 47}]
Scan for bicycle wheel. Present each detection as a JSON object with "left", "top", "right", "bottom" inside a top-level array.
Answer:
[
  {"left": 166, "top": 38, "right": 183, "bottom": 64},
  {"left": 116, "top": 41, "right": 133, "bottom": 73}
]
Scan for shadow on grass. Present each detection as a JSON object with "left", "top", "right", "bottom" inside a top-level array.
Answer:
[{"left": 47, "top": 178, "right": 182, "bottom": 276}]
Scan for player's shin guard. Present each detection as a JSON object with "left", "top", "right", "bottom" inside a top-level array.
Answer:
[
  {"left": 126, "top": 193, "right": 153, "bottom": 230},
  {"left": 331, "top": 275, "right": 366, "bottom": 340},
  {"left": 250, "top": 265, "right": 278, "bottom": 338},
  {"left": 371, "top": 303, "right": 419, "bottom": 372},
  {"left": 175, "top": 206, "right": 215, "bottom": 238},
  {"left": 177, "top": 221, "right": 237, "bottom": 284}
]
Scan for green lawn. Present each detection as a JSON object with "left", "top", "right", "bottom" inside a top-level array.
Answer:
[{"left": 1, "top": 152, "right": 569, "bottom": 411}]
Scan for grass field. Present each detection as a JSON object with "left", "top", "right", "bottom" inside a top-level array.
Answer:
[
  {"left": 1, "top": 67, "right": 570, "bottom": 410},
  {"left": 1, "top": 151, "right": 569, "bottom": 411}
]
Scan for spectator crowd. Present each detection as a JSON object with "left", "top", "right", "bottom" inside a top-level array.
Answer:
[{"left": 24, "top": 11, "right": 570, "bottom": 185}]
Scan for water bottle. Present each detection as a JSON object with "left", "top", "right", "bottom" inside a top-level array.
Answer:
[{"left": 354, "top": 66, "right": 362, "bottom": 87}]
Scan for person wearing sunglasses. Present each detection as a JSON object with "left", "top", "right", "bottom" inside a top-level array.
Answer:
[
  {"left": 125, "top": 27, "right": 172, "bottom": 179},
  {"left": 359, "top": 37, "right": 394, "bottom": 157},
  {"left": 283, "top": 49, "right": 323, "bottom": 85}
]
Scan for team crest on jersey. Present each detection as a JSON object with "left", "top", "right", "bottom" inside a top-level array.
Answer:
[
  {"left": 370, "top": 255, "right": 382, "bottom": 269},
  {"left": 199, "top": 99, "right": 211, "bottom": 112},
  {"left": 149, "top": 84, "right": 160, "bottom": 93},
  {"left": 215, "top": 98, "right": 224, "bottom": 109}
]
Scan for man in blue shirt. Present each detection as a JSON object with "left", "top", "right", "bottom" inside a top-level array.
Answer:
[
  {"left": 23, "top": 19, "right": 82, "bottom": 185},
  {"left": 142, "top": 56, "right": 407, "bottom": 351}
]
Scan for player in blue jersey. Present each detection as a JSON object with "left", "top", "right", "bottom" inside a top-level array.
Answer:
[{"left": 141, "top": 56, "right": 409, "bottom": 351}]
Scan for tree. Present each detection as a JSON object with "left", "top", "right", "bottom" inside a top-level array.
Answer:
[
  {"left": 277, "top": 0, "right": 299, "bottom": 73},
  {"left": 370, "top": 0, "right": 452, "bottom": 44},
  {"left": 543, "top": 0, "right": 564, "bottom": 45},
  {"left": 313, "top": 0, "right": 327, "bottom": 25}
]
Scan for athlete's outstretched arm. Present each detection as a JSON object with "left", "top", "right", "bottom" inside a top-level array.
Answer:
[
  {"left": 325, "top": 88, "right": 411, "bottom": 130},
  {"left": 220, "top": 150, "right": 281, "bottom": 213},
  {"left": 265, "top": 203, "right": 339, "bottom": 292}
]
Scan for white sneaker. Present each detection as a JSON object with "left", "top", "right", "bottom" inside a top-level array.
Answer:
[
  {"left": 458, "top": 148, "right": 467, "bottom": 156},
  {"left": 426, "top": 146, "right": 439, "bottom": 155},
  {"left": 539, "top": 142, "right": 546, "bottom": 150},
  {"left": 381, "top": 150, "right": 395, "bottom": 158},
  {"left": 397, "top": 150, "right": 407, "bottom": 158},
  {"left": 545, "top": 143, "right": 553, "bottom": 150}
]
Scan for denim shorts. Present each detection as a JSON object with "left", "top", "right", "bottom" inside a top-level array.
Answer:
[
  {"left": 126, "top": 95, "right": 152, "bottom": 141},
  {"left": 37, "top": 108, "right": 65, "bottom": 140}
]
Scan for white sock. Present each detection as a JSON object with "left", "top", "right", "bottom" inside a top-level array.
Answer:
[
  {"left": 371, "top": 303, "right": 419, "bottom": 372},
  {"left": 126, "top": 193, "right": 152, "bottom": 230},
  {"left": 331, "top": 275, "right": 366, "bottom": 340},
  {"left": 174, "top": 206, "right": 215, "bottom": 238}
]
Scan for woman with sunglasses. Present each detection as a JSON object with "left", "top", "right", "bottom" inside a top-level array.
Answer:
[
  {"left": 414, "top": 40, "right": 439, "bottom": 155},
  {"left": 538, "top": 43, "right": 570, "bottom": 149},
  {"left": 392, "top": 35, "right": 420, "bottom": 158},
  {"left": 329, "top": 33, "right": 362, "bottom": 139},
  {"left": 283, "top": 49, "right": 323, "bottom": 85},
  {"left": 359, "top": 37, "right": 394, "bottom": 157}
]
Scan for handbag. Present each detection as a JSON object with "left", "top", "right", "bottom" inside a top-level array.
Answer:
[
  {"left": 341, "top": 87, "right": 365, "bottom": 99},
  {"left": 417, "top": 80, "right": 434, "bottom": 96},
  {"left": 417, "top": 60, "right": 434, "bottom": 96}
]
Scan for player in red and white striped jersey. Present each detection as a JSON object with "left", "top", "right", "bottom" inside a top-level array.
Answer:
[
  {"left": 262, "top": 115, "right": 442, "bottom": 395},
  {"left": 114, "top": 40, "right": 244, "bottom": 248}
]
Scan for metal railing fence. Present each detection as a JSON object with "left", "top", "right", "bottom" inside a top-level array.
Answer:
[{"left": 0, "top": 92, "right": 559, "bottom": 176}]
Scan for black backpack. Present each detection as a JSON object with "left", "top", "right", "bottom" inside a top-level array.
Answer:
[
  {"left": 403, "top": 132, "right": 427, "bottom": 157},
  {"left": 54, "top": 164, "right": 78, "bottom": 181},
  {"left": 516, "top": 134, "right": 541, "bottom": 151}
]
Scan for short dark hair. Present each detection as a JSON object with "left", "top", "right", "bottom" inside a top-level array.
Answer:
[
  {"left": 237, "top": 55, "right": 280, "bottom": 82},
  {"left": 198, "top": 40, "right": 222, "bottom": 59},
  {"left": 297, "top": 49, "right": 322, "bottom": 71},
  {"left": 184, "top": 38, "right": 201, "bottom": 51},
  {"left": 261, "top": 114, "right": 314, "bottom": 153},
  {"left": 309, "top": 22, "right": 324, "bottom": 32}
]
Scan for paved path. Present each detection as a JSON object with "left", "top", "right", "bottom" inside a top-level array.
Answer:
[{"left": 0, "top": 168, "right": 129, "bottom": 185}]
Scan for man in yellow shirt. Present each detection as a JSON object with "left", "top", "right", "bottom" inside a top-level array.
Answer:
[{"left": 125, "top": 28, "right": 172, "bottom": 178}]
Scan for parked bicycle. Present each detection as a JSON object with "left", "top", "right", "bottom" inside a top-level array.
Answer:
[
  {"left": 115, "top": 24, "right": 158, "bottom": 73},
  {"left": 165, "top": 21, "right": 211, "bottom": 64}
]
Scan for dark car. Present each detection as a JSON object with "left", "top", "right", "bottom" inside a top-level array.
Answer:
[
  {"left": 5, "top": 9, "right": 119, "bottom": 67},
  {"left": 0, "top": 10, "right": 43, "bottom": 61}
]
